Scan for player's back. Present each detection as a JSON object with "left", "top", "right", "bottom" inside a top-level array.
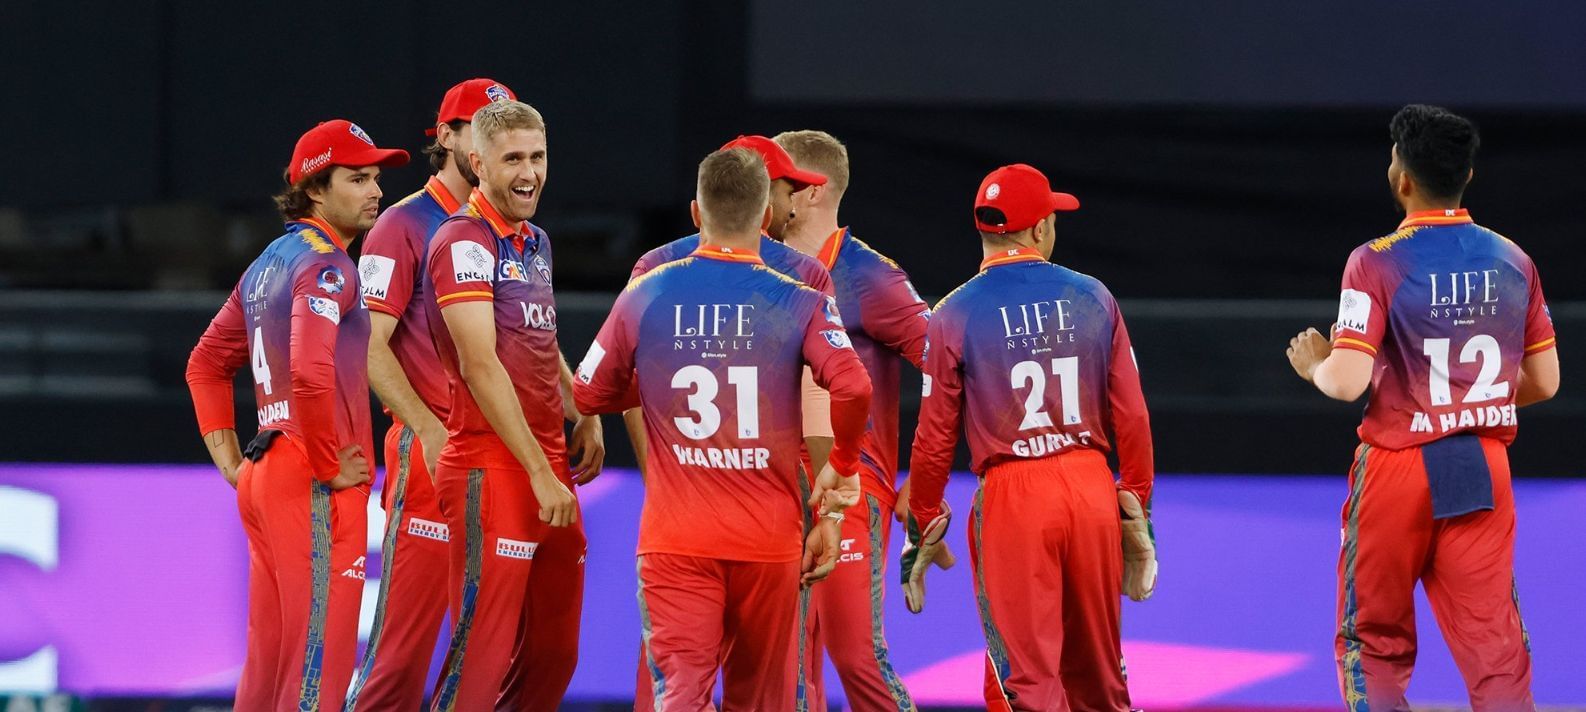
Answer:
[
  {"left": 625, "top": 252, "right": 825, "bottom": 562},
  {"left": 933, "top": 255, "right": 1124, "bottom": 473},
  {"left": 1336, "top": 214, "right": 1553, "bottom": 449},
  {"left": 632, "top": 233, "right": 832, "bottom": 295},
  {"left": 239, "top": 222, "right": 371, "bottom": 456}
]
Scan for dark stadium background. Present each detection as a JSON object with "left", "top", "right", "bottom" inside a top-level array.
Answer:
[{"left": 2, "top": 2, "right": 1584, "bottom": 709}]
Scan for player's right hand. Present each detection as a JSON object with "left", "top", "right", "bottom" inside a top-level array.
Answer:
[
  {"left": 328, "top": 444, "right": 372, "bottom": 490},
  {"left": 531, "top": 475, "right": 579, "bottom": 527},
  {"left": 901, "top": 502, "right": 952, "bottom": 613},
  {"left": 809, "top": 462, "right": 860, "bottom": 515},
  {"left": 1118, "top": 489, "right": 1158, "bottom": 602}
]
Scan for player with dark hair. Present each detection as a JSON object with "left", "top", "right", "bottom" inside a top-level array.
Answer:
[
  {"left": 1287, "top": 103, "right": 1557, "bottom": 711},
  {"left": 574, "top": 146, "right": 872, "bottom": 712},
  {"left": 905, "top": 164, "right": 1156, "bottom": 711},
  {"left": 186, "top": 119, "right": 408, "bottom": 711}
]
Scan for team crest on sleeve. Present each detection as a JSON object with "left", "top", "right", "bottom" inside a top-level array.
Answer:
[
  {"left": 820, "top": 329, "right": 853, "bottom": 349},
  {"left": 348, "top": 123, "right": 375, "bottom": 146},
  {"left": 358, "top": 255, "right": 395, "bottom": 300},
  {"left": 316, "top": 266, "right": 345, "bottom": 295},
  {"left": 821, "top": 295, "right": 844, "bottom": 327},
  {"left": 532, "top": 254, "right": 553, "bottom": 285},
  {"left": 452, "top": 241, "right": 494, "bottom": 284},
  {"left": 306, "top": 295, "right": 341, "bottom": 324},
  {"left": 1337, "top": 289, "right": 1371, "bottom": 334}
]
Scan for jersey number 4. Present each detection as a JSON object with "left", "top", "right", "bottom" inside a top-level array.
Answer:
[
  {"left": 1423, "top": 334, "right": 1509, "bottom": 406},
  {"left": 1011, "top": 357, "right": 1081, "bottom": 430},
  {"left": 250, "top": 327, "right": 273, "bottom": 396},
  {"left": 672, "top": 365, "right": 759, "bottom": 440}
]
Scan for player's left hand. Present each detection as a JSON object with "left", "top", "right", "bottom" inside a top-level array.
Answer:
[
  {"left": 809, "top": 462, "right": 860, "bottom": 515},
  {"left": 901, "top": 502, "right": 952, "bottom": 613},
  {"left": 894, "top": 478, "right": 956, "bottom": 570},
  {"left": 801, "top": 516, "right": 841, "bottom": 588},
  {"left": 1287, "top": 327, "right": 1332, "bottom": 383},
  {"left": 568, "top": 414, "right": 606, "bottom": 485}
]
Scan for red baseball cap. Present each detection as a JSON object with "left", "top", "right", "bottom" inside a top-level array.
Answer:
[
  {"left": 426, "top": 78, "right": 517, "bottom": 136},
  {"left": 719, "top": 135, "right": 828, "bottom": 189},
  {"left": 973, "top": 164, "right": 1080, "bottom": 233},
  {"left": 287, "top": 119, "right": 409, "bottom": 185}
]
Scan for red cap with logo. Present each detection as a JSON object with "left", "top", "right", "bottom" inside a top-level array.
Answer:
[
  {"left": 973, "top": 163, "right": 1080, "bottom": 233},
  {"left": 287, "top": 119, "right": 410, "bottom": 185},
  {"left": 720, "top": 135, "right": 828, "bottom": 189},
  {"left": 427, "top": 78, "right": 517, "bottom": 136}
]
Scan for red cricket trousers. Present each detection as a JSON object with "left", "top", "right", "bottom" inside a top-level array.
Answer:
[
  {"left": 234, "top": 432, "right": 369, "bottom": 712},
  {"left": 803, "top": 494, "right": 915, "bottom": 712},
  {"left": 429, "top": 463, "right": 585, "bottom": 712},
  {"left": 637, "top": 553, "right": 801, "bottom": 712},
  {"left": 345, "top": 423, "right": 451, "bottom": 710},
  {"left": 1336, "top": 438, "right": 1534, "bottom": 711},
  {"left": 970, "top": 450, "right": 1130, "bottom": 712}
]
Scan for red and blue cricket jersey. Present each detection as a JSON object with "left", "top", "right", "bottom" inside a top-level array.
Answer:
[
  {"left": 1332, "top": 209, "right": 1555, "bottom": 450},
  {"left": 630, "top": 233, "right": 834, "bottom": 296},
  {"left": 909, "top": 247, "right": 1153, "bottom": 525},
  {"left": 813, "top": 227, "right": 930, "bottom": 512},
  {"left": 424, "top": 189, "right": 568, "bottom": 474},
  {"left": 187, "top": 217, "right": 374, "bottom": 480},
  {"left": 358, "top": 176, "right": 463, "bottom": 421},
  {"left": 574, "top": 244, "right": 872, "bottom": 563}
]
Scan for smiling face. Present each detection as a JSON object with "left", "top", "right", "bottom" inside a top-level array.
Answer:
[
  {"left": 308, "top": 165, "right": 384, "bottom": 235},
  {"left": 470, "top": 127, "right": 547, "bottom": 223}
]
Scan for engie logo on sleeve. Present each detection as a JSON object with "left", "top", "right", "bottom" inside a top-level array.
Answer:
[
  {"left": 577, "top": 342, "right": 606, "bottom": 384},
  {"left": 358, "top": 255, "right": 395, "bottom": 300},
  {"left": 1337, "top": 289, "right": 1371, "bottom": 334},
  {"left": 307, "top": 296, "right": 341, "bottom": 324},
  {"left": 452, "top": 241, "right": 494, "bottom": 284}
]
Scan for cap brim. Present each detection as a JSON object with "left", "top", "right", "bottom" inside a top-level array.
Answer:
[
  {"left": 1051, "top": 192, "right": 1080, "bottom": 211},
  {"left": 780, "top": 167, "right": 829, "bottom": 189},
  {"left": 342, "top": 148, "right": 411, "bottom": 170}
]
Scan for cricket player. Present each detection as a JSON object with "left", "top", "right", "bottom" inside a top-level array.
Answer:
[
  {"left": 573, "top": 146, "right": 873, "bottom": 712},
  {"left": 423, "top": 99, "right": 598, "bottom": 711},
  {"left": 347, "top": 78, "right": 534, "bottom": 710},
  {"left": 186, "top": 119, "right": 408, "bottom": 711},
  {"left": 905, "top": 164, "right": 1156, "bottom": 711},
  {"left": 623, "top": 134, "right": 837, "bottom": 711},
  {"left": 1286, "top": 104, "right": 1557, "bottom": 711},
  {"left": 774, "top": 129, "right": 949, "bottom": 712},
  {"left": 623, "top": 134, "right": 835, "bottom": 478}
]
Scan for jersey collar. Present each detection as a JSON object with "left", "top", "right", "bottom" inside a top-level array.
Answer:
[
  {"left": 691, "top": 244, "right": 764, "bottom": 265},
  {"left": 980, "top": 246, "right": 1047, "bottom": 271},
  {"left": 815, "top": 227, "right": 848, "bottom": 269},
  {"left": 424, "top": 176, "right": 464, "bottom": 215},
  {"left": 295, "top": 216, "right": 349, "bottom": 251},
  {"left": 468, "top": 188, "right": 530, "bottom": 251},
  {"left": 1399, "top": 208, "right": 1472, "bottom": 229}
]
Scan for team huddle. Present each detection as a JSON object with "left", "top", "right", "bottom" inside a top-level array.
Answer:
[{"left": 184, "top": 76, "right": 1555, "bottom": 712}]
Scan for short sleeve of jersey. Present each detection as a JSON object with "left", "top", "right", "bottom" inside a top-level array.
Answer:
[
  {"left": 359, "top": 215, "right": 419, "bottom": 317},
  {"left": 429, "top": 221, "right": 497, "bottom": 308},
  {"left": 1333, "top": 246, "right": 1391, "bottom": 356},
  {"left": 573, "top": 287, "right": 642, "bottom": 413},
  {"left": 1523, "top": 258, "right": 1557, "bottom": 355}
]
